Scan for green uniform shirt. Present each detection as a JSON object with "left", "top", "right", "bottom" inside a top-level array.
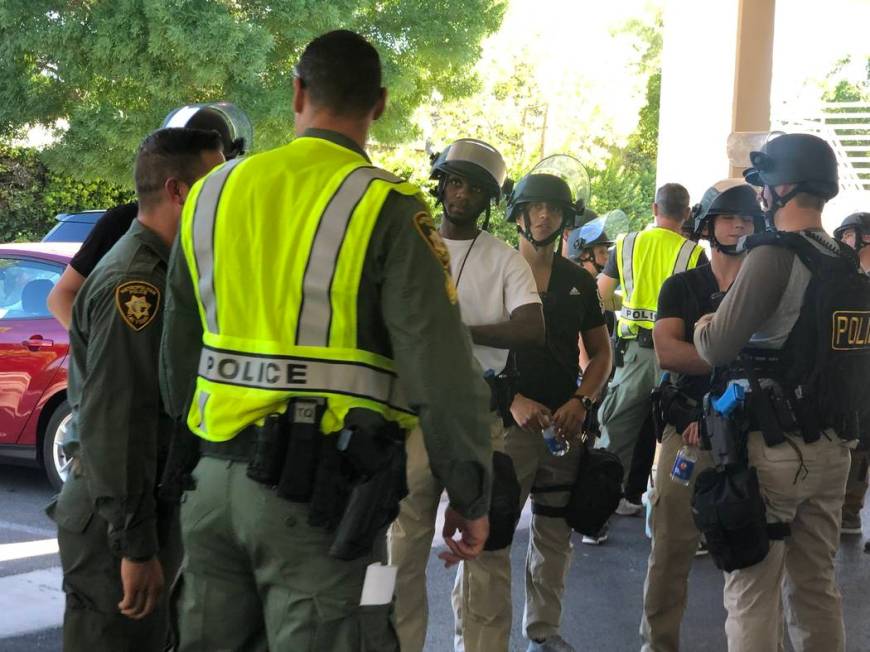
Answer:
[
  {"left": 160, "top": 129, "right": 493, "bottom": 519},
  {"left": 67, "top": 219, "right": 173, "bottom": 559}
]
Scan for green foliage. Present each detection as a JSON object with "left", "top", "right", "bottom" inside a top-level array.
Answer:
[
  {"left": 0, "top": 0, "right": 505, "bottom": 185},
  {"left": 0, "top": 144, "right": 131, "bottom": 242}
]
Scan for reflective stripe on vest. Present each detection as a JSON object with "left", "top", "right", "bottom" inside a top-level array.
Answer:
[
  {"left": 615, "top": 228, "right": 703, "bottom": 337},
  {"left": 197, "top": 346, "right": 410, "bottom": 413},
  {"left": 180, "top": 138, "right": 423, "bottom": 441}
]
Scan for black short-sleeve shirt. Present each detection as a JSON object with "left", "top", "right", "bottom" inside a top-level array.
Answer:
[
  {"left": 515, "top": 255, "right": 607, "bottom": 411},
  {"left": 69, "top": 202, "right": 139, "bottom": 277},
  {"left": 656, "top": 263, "right": 720, "bottom": 402}
]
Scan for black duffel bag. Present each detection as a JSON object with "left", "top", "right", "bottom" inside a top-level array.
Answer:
[{"left": 532, "top": 445, "right": 623, "bottom": 537}]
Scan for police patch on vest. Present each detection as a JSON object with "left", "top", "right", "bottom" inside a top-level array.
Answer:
[
  {"left": 115, "top": 281, "right": 160, "bottom": 331},
  {"left": 412, "top": 211, "right": 458, "bottom": 304},
  {"left": 832, "top": 311, "right": 870, "bottom": 350}
]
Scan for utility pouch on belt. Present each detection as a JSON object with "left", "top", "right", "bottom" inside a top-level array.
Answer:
[
  {"left": 328, "top": 420, "right": 407, "bottom": 561},
  {"left": 158, "top": 421, "right": 202, "bottom": 503},
  {"left": 613, "top": 336, "right": 628, "bottom": 368},
  {"left": 531, "top": 445, "right": 623, "bottom": 536},
  {"left": 636, "top": 328, "right": 654, "bottom": 349},
  {"left": 484, "top": 451, "right": 521, "bottom": 551},
  {"left": 246, "top": 413, "right": 289, "bottom": 486},
  {"left": 277, "top": 400, "right": 324, "bottom": 501},
  {"left": 738, "top": 356, "right": 788, "bottom": 448},
  {"left": 692, "top": 466, "right": 788, "bottom": 572},
  {"left": 652, "top": 373, "right": 701, "bottom": 441}
]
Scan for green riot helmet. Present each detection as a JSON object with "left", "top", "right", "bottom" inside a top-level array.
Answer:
[
  {"left": 162, "top": 102, "right": 253, "bottom": 160},
  {"left": 834, "top": 212, "right": 870, "bottom": 250},
  {"left": 691, "top": 179, "right": 764, "bottom": 254},
  {"left": 742, "top": 132, "right": 839, "bottom": 227},
  {"left": 507, "top": 154, "right": 590, "bottom": 249}
]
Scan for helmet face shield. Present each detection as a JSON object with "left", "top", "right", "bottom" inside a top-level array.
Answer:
[{"left": 162, "top": 102, "right": 253, "bottom": 159}]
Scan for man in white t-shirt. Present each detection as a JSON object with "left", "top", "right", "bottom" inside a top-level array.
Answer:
[{"left": 388, "top": 139, "right": 544, "bottom": 652}]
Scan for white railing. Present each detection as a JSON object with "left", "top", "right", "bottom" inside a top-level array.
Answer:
[{"left": 773, "top": 101, "right": 870, "bottom": 194}]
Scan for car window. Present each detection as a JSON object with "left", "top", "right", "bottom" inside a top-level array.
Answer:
[
  {"left": 42, "top": 220, "right": 98, "bottom": 243},
  {"left": 0, "top": 258, "right": 63, "bottom": 320}
]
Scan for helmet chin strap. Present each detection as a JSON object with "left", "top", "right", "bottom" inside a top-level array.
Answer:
[
  {"left": 764, "top": 184, "right": 803, "bottom": 231},
  {"left": 707, "top": 216, "right": 747, "bottom": 256},
  {"left": 519, "top": 210, "right": 562, "bottom": 250}
]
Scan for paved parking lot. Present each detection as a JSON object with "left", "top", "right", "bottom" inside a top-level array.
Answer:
[{"left": 2, "top": 464, "right": 868, "bottom": 651}]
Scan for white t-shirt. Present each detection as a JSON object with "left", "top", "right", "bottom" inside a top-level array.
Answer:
[{"left": 443, "top": 230, "right": 540, "bottom": 374}]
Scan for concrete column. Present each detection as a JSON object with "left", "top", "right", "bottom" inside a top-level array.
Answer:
[
  {"left": 656, "top": 0, "right": 776, "bottom": 202},
  {"left": 730, "top": 0, "right": 776, "bottom": 176}
]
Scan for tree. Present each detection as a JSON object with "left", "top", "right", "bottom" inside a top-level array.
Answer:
[{"left": 0, "top": 0, "right": 505, "bottom": 184}]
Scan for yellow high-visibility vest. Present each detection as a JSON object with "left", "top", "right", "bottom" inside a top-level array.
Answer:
[
  {"left": 179, "top": 136, "right": 423, "bottom": 441},
  {"left": 615, "top": 227, "right": 704, "bottom": 338}
]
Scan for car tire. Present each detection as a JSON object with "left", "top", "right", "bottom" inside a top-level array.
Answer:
[{"left": 42, "top": 400, "right": 72, "bottom": 491}]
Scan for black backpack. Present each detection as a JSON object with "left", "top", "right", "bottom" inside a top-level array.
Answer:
[
  {"left": 532, "top": 445, "right": 623, "bottom": 536},
  {"left": 747, "top": 231, "right": 870, "bottom": 441}
]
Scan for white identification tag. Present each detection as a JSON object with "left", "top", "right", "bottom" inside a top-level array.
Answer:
[{"left": 359, "top": 563, "right": 397, "bottom": 606}]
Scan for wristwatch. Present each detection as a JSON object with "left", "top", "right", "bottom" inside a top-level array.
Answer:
[{"left": 570, "top": 395, "right": 595, "bottom": 410}]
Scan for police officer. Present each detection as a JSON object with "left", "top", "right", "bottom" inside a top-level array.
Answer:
[
  {"left": 453, "top": 158, "right": 612, "bottom": 652},
  {"left": 835, "top": 212, "right": 870, "bottom": 274},
  {"left": 159, "top": 31, "right": 493, "bottom": 651},
  {"left": 48, "top": 128, "right": 225, "bottom": 652},
  {"left": 695, "top": 133, "right": 857, "bottom": 651},
  {"left": 566, "top": 215, "right": 614, "bottom": 277},
  {"left": 561, "top": 206, "right": 597, "bottom": 258},
  {"left": 47, "top": 102, "right": 252, "bottom": 329},
  {"left": 388, "top": 138, "right": 544, "bottom": 652},
  {"left": 834, "top": 212, "right": 870, "bottom": 536},
  {"left": 640, "top": 179, "right": 761, "bottom": 652},
  {"left": 597, "top": 184, "right": 707, "bottom": 514}
]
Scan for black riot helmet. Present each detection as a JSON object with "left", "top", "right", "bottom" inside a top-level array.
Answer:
[
  {"left": 834, "top": 212, "right": 870, "bottom": 249},
  {"left": 691, "top": 179, "right": 764, "bottom": 254},
  {"left": 507, "top": 155, "right": 590, "bottom": 249},
  {"left": 162, "top": 102, "right": 253, "bottom": 160},
  {"left": 743, "top": 133, "right": 839, "bottom": 226}
]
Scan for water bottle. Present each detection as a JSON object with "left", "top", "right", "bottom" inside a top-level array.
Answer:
[
  {"left": 670, "top": 445, "right": 698, "bottom": 486},
  {"left": 542, "top": 426, "right": 569, "bottom": 456}
]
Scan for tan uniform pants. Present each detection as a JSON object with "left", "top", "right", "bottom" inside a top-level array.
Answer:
[
  {"left": 452, "top": 424, "right": 581, "bottom": 651},
  {"left": 640, "top": 424, "right": 713, "bottom": 652},
  {"left": 723, "top": 432, "right": 850, "bottom": 652},
  {"left": 388, "top": 417, "right": 504, "bottom": 652}
]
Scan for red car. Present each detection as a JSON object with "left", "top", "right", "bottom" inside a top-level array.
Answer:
[{"left": 0, "top": 242, "right": 79, "bottom": 489}]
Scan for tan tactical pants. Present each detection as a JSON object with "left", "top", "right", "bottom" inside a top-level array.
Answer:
[
  {"left": 598, "top": 340, "right": 660, "bottom": 484},
  {"left": 640, "top": 424, "right": 713, "bottom": 652},
  {"left": 388, "top": 417, "right": 505, "bottom": 652},
  {"left": 452, "top": 424, "right": 581, "bottom": 651},
  {"left": 842, "top": 446, "right": 869, "bottom": 523},
  {"left": 723, "top": 431, "right": 851, "bottom": 652}
]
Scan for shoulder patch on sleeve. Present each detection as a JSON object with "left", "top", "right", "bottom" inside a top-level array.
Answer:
[
  {"left": 115, "top": 280, "right": 161, "bottom": 331},
  {"left": 411, "top": 211, "right": 458, "bottom": 304}
]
